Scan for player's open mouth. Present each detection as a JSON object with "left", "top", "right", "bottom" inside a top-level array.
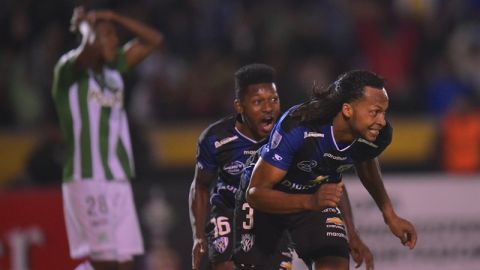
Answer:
[
  {"left": 368, "top": 129, "right": 379, "bottom": 137},
  {"left": 259, "top": 117, "right": 274, "bottom": 133}
]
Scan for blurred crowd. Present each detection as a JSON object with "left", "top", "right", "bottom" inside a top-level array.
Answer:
[
  {"left": 1, "top": 0, "right": 480, "bottom": 175},
  {"left": 1, "top": 0, "right": 480, "bottom": 127}
]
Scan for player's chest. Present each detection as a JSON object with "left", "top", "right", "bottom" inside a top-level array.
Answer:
[
  {"left": 86, "top": 69, "right": 124, "bottom": 108},
  {"left": 216, "top": 142, "right": 259, "bottom": 176}
]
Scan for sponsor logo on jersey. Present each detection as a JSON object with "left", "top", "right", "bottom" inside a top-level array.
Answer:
[
  {"left": 280, "top": 179, "right": 316, "bottom": 191},
  {"left": 271, "top": 130, "right": 282, "bottom": 149},
  {"left": 304, "top": 131, "right": 324, "bottom": 138},
  {"left": 88, "top": 90, "right": 124, "bottom": 107},
  {"left": 326, "top": 217, "right": 344, "bottom": 225},
  {"left": 310, "top": 175, "right": 329, "bottom": 184},
  {"left": 322, "top": 207, "right": 339, "bottom": 214},
  {"left": 218, "top": 184, "right": 238, "bottom": 194},
  {"left": 326, "top": 231, "right": 347, "bottom": 240},
  {"left": 323, "top": 153, "right": 347, "bottom": 161},
  {"left": 213, "top": 236, "right": 229, "bottom": 253},
  {"left": 241, "top": 233, "right": 255, "bottom": 252},
  {"left": 297, "top": 160, "right": 318, "bottom": 172},
  {"left": 273, "top": 154, "right": 283, "bottom": 161},
  {"left": 336, "top": 164, "right": 353, "bottom": 173},
  {"left": 243, "top": 150, "right": 256, "bottom": 155},
  {"left": 223, "top": 161, "right": 245, "bottom": 175},
  {"left": 214, "top": 136, "right": 239, "bottom": 148},
  {"left": 357, "top": 138, "right": 378, "bottom": 148}
]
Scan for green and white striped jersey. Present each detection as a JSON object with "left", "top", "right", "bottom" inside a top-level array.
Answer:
[{"left": 52, "top": 49, "right": 135, "bottom": 182}]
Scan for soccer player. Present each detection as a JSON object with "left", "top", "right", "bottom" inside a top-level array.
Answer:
[
  {"left": 189, "top": 63, "right": 288, "bottom": 270},
  {"left": 239, "top": 70, "right": 417, "bottom": 270},
  {"left": 189, "top": 64, "right": 373, "bottom": 270},
  {"left": 52, "top": 6, "right": 162, "bottom": 270}
]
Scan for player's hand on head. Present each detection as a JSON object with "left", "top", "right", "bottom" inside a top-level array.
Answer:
[
  {"left": 192, "top": 237, "right": 207, "bottom": 270},
  {"left": 70, "top": 6, "right": 86, "bottom": 33},
  {"left": 349, "top": 232, "right": 374, "bottom": 270},
  {"left": 311, "top": 182, "right": 343, "bottom": 210},
  {"left": 87, "top": 10, "right": 115, "bottom": 24},
  {"left": 386, "top": 215, "right": 417, "bottom": 250}
]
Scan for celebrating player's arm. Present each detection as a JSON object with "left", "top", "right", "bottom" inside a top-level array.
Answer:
[
  {"left": 338, "top": 188, "right": 374, "bottom": 270},
  {"left": 246, "top": 159, "right": 344, "bottom": 214},
  {"left": 69, "top": 6, "right": 162, "bottom": 70},
  {"left": 189, "top": 166, "right": 216, "bottom": 270},
  {"left": 355, "top": 158, "right": 417, "bottom": 250}
]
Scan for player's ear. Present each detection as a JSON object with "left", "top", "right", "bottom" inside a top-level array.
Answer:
[
  {"left": 234, "top": 99, "right": 243, "bottom": 114},
  {"left": 342, "top": 103, "right": 353, "bottom": 118}
]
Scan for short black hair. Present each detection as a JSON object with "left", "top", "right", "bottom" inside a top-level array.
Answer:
[
  {"left": 234, "top": 63, "right": 276, "bottom": 100},
  {"left": 290, "top": 70, "right": 385, "bottom": 124}
]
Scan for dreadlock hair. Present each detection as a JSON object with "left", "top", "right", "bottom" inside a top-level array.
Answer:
[
  {"left": 234, "top": 63, "right": 276, "bottom": 100},
  {"left": 289, "top": 70, "right": 385, "bottom": 124}
]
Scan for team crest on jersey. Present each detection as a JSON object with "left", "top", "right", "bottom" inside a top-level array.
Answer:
[
  {"left": 271, "top": 130, "right": 282, "bottom": 149},
  {"left": 213, "top": 236, "right": 229, "bottom": 253},
  {"left": 223, "top": 161, "right": 245, "bottom": 175},
  {"left": 241, "top": 234, "right": 255, "bottom": 252},
  {"left": 297, "top": 160, "right": 318, "bottom": 172}
]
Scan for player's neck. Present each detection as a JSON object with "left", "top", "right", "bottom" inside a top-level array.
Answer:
[
  {"left": 331, "top": 114, "right": 355, "bottom": 143},
  {"left": 235, "top": 121, "right": 263, "bottom": 142}
]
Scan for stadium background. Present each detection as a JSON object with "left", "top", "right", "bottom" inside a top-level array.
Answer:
[{"left": 0, "top": 0, "right": 479, "bottom": 269}]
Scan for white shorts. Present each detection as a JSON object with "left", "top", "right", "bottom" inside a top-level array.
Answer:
[{"left": 62, "top": 180, "right": 144, "bottom": 260}]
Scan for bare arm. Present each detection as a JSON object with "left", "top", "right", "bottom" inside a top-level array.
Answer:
[
  {"left": 188, "top": 166, "right": 215, "bottom": 270},
  {"left": 92, "top": 10, "right": 163, "bottom": 68},
  {"left": 68, "top": 7, "right": 98, "bottom": 70},
  {"left": 338, "top": 187, "right": 374, "bottom": 269},
  {"left": 246, "top": 158, "right": 343, "bottom": 214},
  {"left": 355, "top": 158, "right": 417, "bottom": 249}
]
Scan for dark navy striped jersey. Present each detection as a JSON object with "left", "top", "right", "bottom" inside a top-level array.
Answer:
[
  {"left": 197, "top": 115, "right": 267, "bottom": 207},
  {"left": 250, "top": 106, "right": 392, "bottom": 194}
]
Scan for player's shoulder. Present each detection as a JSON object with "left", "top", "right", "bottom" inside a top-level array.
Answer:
[
  {"left": 54, "top": 49, "right": 81, "bottom": 75},
  {"left": 198, "top": 115, "right": 237, "bottom": 142},
  {"left": 57, "top": 49, "right": 79, "bottom": 66},
  {"left": 278, "top": 106, "right": 307, "bottom": 133}
]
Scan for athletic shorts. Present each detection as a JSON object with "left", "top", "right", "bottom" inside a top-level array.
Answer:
[
  {"left": 62, "top": 180, "right": 144, "bottom": 259},
  {"left": 233, "top": 187, "right": 348, "bottom": 268},
  {"left": 206, "top": 199, "right": 235, "bottom": 263},
  {"left": 234, "top": 200, "right": 294, "bottom": 270}
]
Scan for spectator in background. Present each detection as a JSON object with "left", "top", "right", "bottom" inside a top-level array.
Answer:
[
  {"left": 51, "top": 6, "right": 162, "bottom": 270},
  {"left": 440, "top": 95, "right": 480, "bottom": 173}
]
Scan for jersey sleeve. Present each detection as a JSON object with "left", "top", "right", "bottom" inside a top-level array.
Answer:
[
  {"left": 52, "top": 51, "right": 79, "bottom": 98},
  {"left": 260, "top": 117, "right": 305, "bottom": 170},
  {"left": 351, "top": 121, "right": 393, "bottom": 162},
  {"left": 196, "top": 128, "right": 217, "bottom": 172}
]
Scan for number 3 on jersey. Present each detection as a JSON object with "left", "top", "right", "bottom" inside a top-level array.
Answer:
[
  {"left": 242, "top": 203, "right": 254, "bottom": 230},
  {"left": 210, "top": 216, "right": 231, "bottom": 238}
]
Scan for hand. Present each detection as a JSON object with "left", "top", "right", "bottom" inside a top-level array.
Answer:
[
  {"left": 349, "top": 231, "right": 374, "bottom": 270},
  {"left": 385, "top": 215, "right": 417, "bottom": 249},
  {"left": 310, "top": 182, "right": 343, "bottom": 211},
  {"left": 192, "top": 237, "right": 207, "bottom": 270},
  {"left": 86, "top": 10, "right": 116, "bottom": 24}
]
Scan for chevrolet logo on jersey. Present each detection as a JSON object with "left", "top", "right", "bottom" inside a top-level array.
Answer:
[{"left": 310, "top": 175, "right": 329, "bottom": 184}]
